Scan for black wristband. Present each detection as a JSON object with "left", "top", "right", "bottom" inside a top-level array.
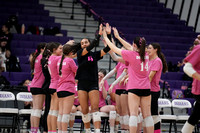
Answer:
[{"left": 103, "top": 45, "right": 111, "bottom": 53}]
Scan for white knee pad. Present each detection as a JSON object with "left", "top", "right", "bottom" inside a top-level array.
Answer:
[
  {"left": 143, "top": 116, "right": 154, "bottom": 127},
  {"left": 123, "top": 115, "right": 129, "bottom": 125},
  {"left": 32, "top": 109, "right": 42, "bottom": 118},
  {"left": 82, "top": 113, "right": 91, "bottom": 123},
  {"left": 137, "top": 113, "right": 143, "bottom": 123},
  {"left": 48, "top": 110, "right": 53, "bottom": 115},
  {"left": 62, "top": 114, "right": 70, "bottom": 123},
  {"left": 129, "top": 115, "right": 138, "bottom": 127},
  {"left": 70, "top": 113, "right": 75, "bottom": 121},
  {"left": 119, "top": 116, "right": 124, "bottom": 125},
  {"left": 31, "top": 109, "right": 35, "bottom": 116},
  {"left": 57, "top": 114, "right": 62, "bottom": 122},
  {"left": 152, "top": 115, "right": 161, "bottom": 124},
  {"left": 181, "top": 121, "right": 194, "bottom": 133},
  {"left": 51, "top": 110, "right": 58, "bottom": 117},
  {"left": 92, "top": 112, "right": 101, "bottom": 122},
  {"left": 109, "top": 111, "right": 116, "bottom": 120},
  {"left": 116, "top": 114, "right": 120, "bottom": 122}
]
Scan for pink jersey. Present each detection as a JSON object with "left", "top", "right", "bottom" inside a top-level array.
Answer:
[
  {"left": 30, "top": 54, "right": 45, "bottom": 88},
  {"left": 149, "top": 57, "right": 162, "bottom": 92},
  {"left": 99, "top": 80, "right": 109, "bottom": 107},
  {"left": 57, "top": 57, "right": 78, "bottom": 94},
  {"left": 115, "top": 62, "right": 127, "bottom": 90},
  {"left": 121, "top": 50, "right": 150, "bottom": 90},
  {"left": 48, "top": 55, "right": 61, "bottom": 89},
  {"left": 74, "top": 85, "right": 80, "bottom": 105},
  {"left": 184, "top": 45, "right": 200, "bottom": 95}
]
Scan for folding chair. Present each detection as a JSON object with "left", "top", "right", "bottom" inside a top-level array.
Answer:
[
  {"left": 158, "top": 98, "right": 177, "bottom": 133},
  {"left": 0, "top": 91, "right": 19, "bottom": 133},
  {"left": 16, "top": 92, "right": 32, "bottom": 131}
]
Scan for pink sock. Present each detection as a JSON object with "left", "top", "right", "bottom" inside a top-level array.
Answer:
[
  {"left": 154, "top": 129, "right": 161, "bottom": 133},
  {"left": 31, "top": 127, "right": 35, "bottom": 133},
  {"left": 52, "top": 130, "right": 57, "bottom": 133}
]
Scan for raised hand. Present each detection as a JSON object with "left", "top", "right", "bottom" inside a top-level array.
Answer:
[
  {"left": 108, "top": 84, "right": 114, "bottom": 94},
  {"left": 99, "top": 24, "right": 103, "bottom": 35},
  {"left": 111, "top": 38, "right": 116, "bottom": 46},
  {"left": 102, "top": 28, "right": 107, "bottom": 39},
  {"left": 66, "top": 40, "right": 75, "bottom": 45},
  {"left": 112, "top": 27, "right": 120, "bottom": 39},
  {"left": 106, "top": 23, "right": 111, "bottom": 34}
]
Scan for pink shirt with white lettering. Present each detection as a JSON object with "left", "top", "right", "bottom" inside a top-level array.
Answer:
[
  {"left": 30, "top": 54, "right": 45, "bottom": 88},
  {"left": 184, "top": 45, "right": 200, "bottom": 95},
  {"left": 115, "top": 62, "right": 127, "bottom": 90},
  {"left": 149, "top": 57, "right": 162, "bottom": 92},
  {"left": 48, "top": 55, "right": 61, "bottom": 89},
  {"left": 57, "top": 57, "right": 77, "bottom": 94},
  {"left": 121, "top": 50, "right": 150, "bottom": 90},
  {"left": 99, "top": 80, "right": 109, "bottom": 107}
]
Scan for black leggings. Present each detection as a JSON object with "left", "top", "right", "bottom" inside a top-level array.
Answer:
[
  {"left": 151, "top": 91, "right": 160, "bottom": 115},
  {"left": 188, "top": 94, "right": 200, "bottom": 126},
  {"left": 42, "top": 93, "right": 51, "bottom": 132}
]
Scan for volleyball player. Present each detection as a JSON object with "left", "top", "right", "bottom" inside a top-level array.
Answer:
[
  {"left": 30, "top": 43, "right": 46, "bottom": 133},
  {"left": 147, "top": 43, "right": 168, "bottom": 133},
  {"left": 182, "top": 42, "right": 200, "bottom": 133},
  {"left": 75, "top": 24, "right": 110, "bottom": 133},
  {"left": 103, "top": 29, "right": 154, "bottom": 133}
]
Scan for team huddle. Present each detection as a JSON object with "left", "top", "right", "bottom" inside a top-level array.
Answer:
[{"left": 29, "top": 23, "right": 200, "bottom": 133}]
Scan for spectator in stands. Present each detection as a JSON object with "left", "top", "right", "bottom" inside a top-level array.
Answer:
[
  {"left": 0, "top": 23, "right": 12, "bottom": 48},
  {"left": 0, "top": 36, "right": 11, "bottom": 71},
  {"left": 29, "top": 43, "right": 46, "bottom": 133},
  {"left": 98, "top": 69, "right": 117, "bottom": 133},
  {"left": 18, "top": 79, "right": 32, "bottom": 130},
  {"left": 57, "top": 41, "right": 79, "bottom": 133},
  {"left": 182, "top": 40, "right": 200, "bottom": 133},
  {"left": 5, "top": 50, "right": 21, "bottom": 72},
  {"left": 0, "top": 65, "right": 10, "bottom": 87},
  {"left": 7, "top": 15, "right": 21, "bottom": 34},
  {"left": 147, "top": 43, "right": 168, "bottom": 133},
  {"left": 103, "top": 28, "right": 154, "bottom": 133},
  {"left": 75, "top": 24, "right": 110, "bottom": 133}
]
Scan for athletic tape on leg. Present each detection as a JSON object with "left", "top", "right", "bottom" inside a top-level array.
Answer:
[
  {"left": 33, "top": 109, "right": 42, "bottom": 118},
  {"left": 120, "top": 116, "right": 124, "bottom": 124},
  {"left": 116, "top": 114, "right": 120, "bottom": 121},
  {"left": 123, "top": 115, "right": 129, "bottom": 125},
  {"left": 143, "top": 116, "right": 154, "bottom": 127},
  {"left": 48, "top": 110, "right": 52, "bottom": 115},
  {"left": 57, "top": 114, "right": 62, "bottom": 122},
  {"left": 109, "top": 111, "right": 116, "bottom": 120},
  {"left": 92, "top": 112, "right": 101, "bottom": 122},
  {"left": 62, "top": 114, "right": 70, "bottom": 123},
  {"left": 51, "top": 110, "right": 58, "bottom": 117},
  {"left": 82, "top": 113, "right": 91, "bottom": 123},
  {"left": 129, "top": 115, "right": 137, "bottom": 127},
  {"left": 152, "top": 115, "right": 161, "bottom": 124},
  {"left": 70, "top": 113, "right": 75, "bottom": 121},
  {"left": 31, "top": 109, "right": 35, "bottom": 116}
]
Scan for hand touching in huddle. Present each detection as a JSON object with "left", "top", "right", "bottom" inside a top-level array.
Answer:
[
  {"left": 99, "top": 24, "right": 103, "bottom": 35},
  {"left": 106, "top": 23, "right": 111, "bottom": 34},
  {"left": 113, "top": 27, "right": 120, "bottom": 39}
]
